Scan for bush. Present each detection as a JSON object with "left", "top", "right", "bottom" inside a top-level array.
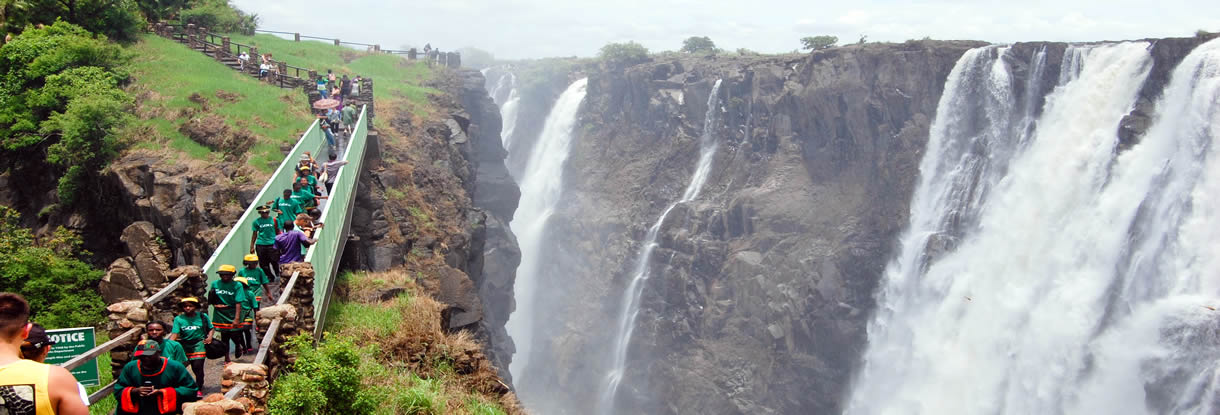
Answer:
[
  {"left": 680, "top": 36, "right": 719, "bottom": 54},
  {"left": 0, "top": 0, "right": 145, "bottom": 42},
  {"left": 598, "top": 41, "right": 649, "bottom": 68},
  {"left": 179, "top": 0, "right": 258, "bottom": 35},
  {"left": 801, "top": 35, "right": 838, "bottom": 50},
  {"left": 267, "top": 335, "right": 379, "bottom": 415},
  {"left": 0, "top": 21, "right": 131, "bottom": 204},
  {"left": 0, "top": 206, "right": 105, "bottom": 328}
]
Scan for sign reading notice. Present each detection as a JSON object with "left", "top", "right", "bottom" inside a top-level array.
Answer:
[{"left": 44, "top": 327, "right": 100, "bottom": 387}]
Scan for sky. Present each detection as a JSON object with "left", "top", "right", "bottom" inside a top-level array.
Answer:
[{"left": 233, "top": 0, "right": 1220, "bottom": 60}]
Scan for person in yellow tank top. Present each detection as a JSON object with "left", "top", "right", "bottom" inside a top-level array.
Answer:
[{"left": 0, "top": 292, "right": 88, "bottom": 415}]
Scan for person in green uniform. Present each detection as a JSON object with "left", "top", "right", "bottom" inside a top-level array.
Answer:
[
  {"left": 291, "top": 182, "right": 315, "bottom": 211},
  {"left": 209, "top": 265, "right": 247, "bottom": 363},
  {"left": 273, "top": 188, "right": 302, "bottom": 235},
  {"left": 115, "top": 339, "right": 197, "bottom": 415},
  {"left": 296, "top": 165, "right": 319, "bottom": 195},
  {"left": 140, "top": 321, "right": 186, "bottom": 364},
  {"left": 169, "top": 297, "right": 211, "bottom": 393},
  {"left": 233, "top": 275, "right": 258, "bottom": 355},
  {"left": 238, "top": 254, "right": 267, "bottom": 307},
  {"left": 249, "top": 205, "right": 277, "bottom": 253}
]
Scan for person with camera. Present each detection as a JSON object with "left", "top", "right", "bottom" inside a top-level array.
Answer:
[{"left": 114, "top": 339, "right": 196, "bottom": 414}]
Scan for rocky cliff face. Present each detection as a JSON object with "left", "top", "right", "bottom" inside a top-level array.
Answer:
[
  {"left": 343, "top": 69, "right": 520, "bottom": 380},
  {"left": 520, "top": 40, "right": 986, "bottom": 413}
]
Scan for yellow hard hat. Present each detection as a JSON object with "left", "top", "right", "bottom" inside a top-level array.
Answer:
[
  {"left": 233, "top": 276, "right": 249, "bottom": 285},
  {"left": 179, "top": 297, "right": 200, "bottom": 305},
  {"left": 243, "top": 254, "right": 259, "bottom": 262},
  {"left": 218, "top": 264, "right": 237, "bottom": 274}
]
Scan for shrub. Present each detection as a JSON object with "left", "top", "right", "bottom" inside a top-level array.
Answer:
[
  {"left": 179, "top": 0, "right": 258, "bottom": 35},
  {"left": 267, "top": 335, "right": 378, "bottom": 415},
  {"left": 598, "top": 41, "right": 649, "bottom": 68},
  {"left": 0, "top": 0, "right": 145, "bottom": 42},
  {"left": 801, "top": 35, "right": 838, "bottom": 50},
  {"left": 0, "top": 206, "right": 105, "bottom": 328}
]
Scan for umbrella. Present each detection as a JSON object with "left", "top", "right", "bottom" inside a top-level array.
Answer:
[{"left": 312, "top": 98, "right": 341, "bottom": 110}]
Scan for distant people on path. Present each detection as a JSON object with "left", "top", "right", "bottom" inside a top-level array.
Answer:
[
  {"left": 19, "top": 322, "right": 90, "bottom": 407},
  {"left": 320, "top": 119, "right": 336, "bottom": 147},
  {"left": 208, "top": 265, "right": 247, "bottom": 364},
  {"left": 317, "top": 77, "right": 329, "bottom": 99},
  {"left": 326, "top": 107, "right": 342, "bottom": 137},
  {"left": 341, "top": 103, "right": 357, "bottom": 135},
  {"left": 258, "top": 62, "right": 270, "bottom": 79},
  {"left": 237, "top": 52, "right": 250, "bottom": 71},
  {"left": 327, "top": 69, "right": 337, "bottom": 90},
  {"left": 351, "top": 76, "right": 361, "bottom": 96},
  {"left": 275, "top": 222, "right": 319, "bottom": 264},
  {"left": 114, "top": 339, "right": 197, "bottom": 415},
  {"left": 169, "top": 297, "right": 211, "bottom": 393},
  {"left": 340, "top": 75, "right": 352, "bottom": 98},
  {"left": 323, "top": 153, "right": 350, "bottom": 194},
  {"left": 138, "top": 321, "right": 187, "bottom": 365},
  {"left": 0, "top": 292, "right": 89, "bottom": 415}
]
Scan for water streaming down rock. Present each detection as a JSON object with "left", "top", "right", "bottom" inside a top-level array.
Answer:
[
  {"left": 848, "top": 39, "right": 1220, "bottom": 414},
  {"left": 597, "top": 79, "right": 723, "bottom": 414},
  {"left": 486, "top": 69, "right": 523, "bottom": 155},
  {"left": 505, "top": 78, "right": 589, "bottom": 391}
]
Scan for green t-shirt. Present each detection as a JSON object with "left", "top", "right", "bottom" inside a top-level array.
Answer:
[
  {"left": 252, "top": 216, "right": 277, "bottom": 245},
  {"left": 149, "top": 338, "right": 188, "bottom": 364},
  {"left": 294, "top": 188, "right": 316, "bottom": 209},
  {"left": 171, "top": 313, "right": 211, "bottom": 344},
  {"left": 275, "top": 196, "right": 301, "bottom": 226},
  {"left": 238, "top": 267, "right": 267, "bottom": 306},
  {"left": 342, "top": 106, "right": 356, "bottom": 124},
  {"left": 210, "top": 279, "right": 247, "bottom": 329}
]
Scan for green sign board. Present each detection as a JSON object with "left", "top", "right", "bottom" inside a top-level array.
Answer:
[{"left": 44, "top": 327, "right": 100, "bottom": 387}]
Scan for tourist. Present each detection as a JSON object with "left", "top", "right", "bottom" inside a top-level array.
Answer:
[
  {"left": 232, "top": 276, "right": 257, "bottom": 355},
  {"left": 317, "top": 77, "right": 329, "bottom": 99},
  {"left": 341, "top": 102, "right": 357, "bottom": 135},
  {"left": 169, "top": 297, "right": 211, "bottom": 393},
  {"left": 0, "top": 292, "right": 89, "bottom": 415},
  {"left": 114, "top": 340, "right": 197, "bottom": 415},
  {"left": 326, "top": 107, "right": 342, "bottom": 137},
  {"left": 327, "top": 69, "right": 337, "bottom": 89},
  {"left": 249, "top": 205, "right": 276, "bottom": 260},
  {"left": 323, "top": 153, "right": 350, "bottom": 194},
  {"left": 139, "top": 322, "right": 186, "bottom": 365},
  {"left": 19, "top": 322, "right": 90, "bottom": 407},
  {"left": 340, "top": 74, "right": 352, "bottom": 98},
  {"left": 237, "top": 52, "right": 249, "bottom": 71},
  {"left": 351, "top": 75, "right": 361, "bottom": 96},
  {"left": 274, "top": 188, "right": 302, "bottom": 234},
  {"left": 208, "top": 265, "right": 247, "bottom": 363},
  {"left": 275, "top": 222, "right": 319, "bottom": 264},
  {"left": 320, "top": 118, "right": 336, "bottom": 148},
  {"left": 258, "top": 62, "right": 270, "bottom": 79}
]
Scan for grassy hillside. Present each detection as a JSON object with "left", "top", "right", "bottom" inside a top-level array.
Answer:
[
  {"left": 124, "top": 34, "right": 315, "bottom": 172},
  {"left": 222, "top": 33, "right": 440, "bottom": 119}
]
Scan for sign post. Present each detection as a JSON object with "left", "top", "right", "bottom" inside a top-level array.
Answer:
[{"left": 44, "top": 327, "right": 100, "bottom": 387}]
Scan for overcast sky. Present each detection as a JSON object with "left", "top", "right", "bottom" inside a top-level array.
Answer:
[{"left": 233, "top": 0, "right": 1220, "bottom": 60}]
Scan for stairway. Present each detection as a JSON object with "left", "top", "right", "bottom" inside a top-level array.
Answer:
[{"left": 173, "top": 36, "right": 303, "bottom": 89}]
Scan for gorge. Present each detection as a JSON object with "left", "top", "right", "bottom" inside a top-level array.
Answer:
[{"left": 480, "top": 34, "right": 1220, "bottom": 414}]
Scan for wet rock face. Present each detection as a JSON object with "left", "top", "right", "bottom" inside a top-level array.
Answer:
[{"left": 527, "top": 41, "right": 986, "bottom": 413}]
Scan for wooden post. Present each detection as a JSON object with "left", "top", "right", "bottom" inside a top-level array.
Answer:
[
  {"left": 308, "top": 70, "right": 317, "bottom": 81},
  {"left": 294, "top": 33, "right": 300, "bottom": 42},
  {"left": 408, "top": 48, "right": 417, "bottom": 60},
  {"left": 374, "top": 44, "right": 380, "bottom": 52},
  {"left": 334, "top": 39, "right": 340, "bottom": 46},
  {"left": 222, "top": 36, "right": 231, "bottom": 55},
  {"left": 186, "top": 24, "right": 196, "bottom": 48}
]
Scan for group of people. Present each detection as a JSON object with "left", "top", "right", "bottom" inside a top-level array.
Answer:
[
  {"left": 0, "top": 154, "right": 352, "bottom": 414},
  {"left": 236, "top": 52, "right": 278, "bottom": 80}
]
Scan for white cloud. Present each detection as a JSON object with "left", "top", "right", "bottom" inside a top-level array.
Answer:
[{"left": 232, "top": 0, "right": 1220, "bottom": 59}]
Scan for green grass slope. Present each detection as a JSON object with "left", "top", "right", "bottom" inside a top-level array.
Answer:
[
  {"left": 124, "top": 34, "right": 314, "bottom": 172},
  {"left": 222, "top": 33, "right": 439, "bottom": 118}
]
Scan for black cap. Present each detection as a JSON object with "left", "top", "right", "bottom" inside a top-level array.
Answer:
[{"left": 24, "top": 323, "right": 54, "bottom": 349}]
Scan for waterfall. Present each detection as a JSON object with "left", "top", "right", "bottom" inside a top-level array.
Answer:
[
  {"left": 505, "top": 77, "right": 589, "bottom": 388},
  {"left": 598, "top": 79, "right": 723, "bottom": 414},
  {"left": 848, "top": 37, "right": 1220, "bottom": 415},
  {"left": 486, "top": 70, "right": 523, "bottom": 152}
]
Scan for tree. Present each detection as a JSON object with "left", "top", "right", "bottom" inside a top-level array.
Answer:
[
  {"left": 0, "top": 206, "right": 105, "bottom": 328},
  {"left": 801, "top": 35, "right": 838, "bottom": 51},
  {"left": 681, "top": 36, "right": 718, "bottom": 54},
  {"left": 598, "top": 41, "right": 649, "bottom": 68},
  {"left": 1, "top": 0, "right": 145, "bottom": 42}
]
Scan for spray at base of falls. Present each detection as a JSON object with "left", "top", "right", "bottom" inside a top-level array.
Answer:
[
  {"left": 847, "top": 38, "right": 1220, "bottom": 415},
  {"left": 505, "top": 78, "right": 588, "bottom": 398},
  {"left": 597, "top": 79, "right": 723, "bottom": 414}
]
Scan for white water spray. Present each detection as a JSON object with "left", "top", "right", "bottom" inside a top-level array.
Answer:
[
  {"left": 848, "top": 38, "right": 1220, "bottom": 415},
  {"left": 598, "top": 79, "right": 723, "bottom": 414},
  {"left": 506, "top": 78, "right": 589, "bottom": 384},
  {"left": 487, "top": 70, "right": 523, "bottom": 152}
]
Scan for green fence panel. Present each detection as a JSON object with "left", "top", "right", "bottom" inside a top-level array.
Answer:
[
  {"left": 305, "top": 106, "right": 368, "bottom": 336},
  {"left": 202, "top": 120, "right": 323, "bottom": 282}
]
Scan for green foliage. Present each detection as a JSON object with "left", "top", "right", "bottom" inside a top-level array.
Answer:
[
  {"left": 0, "top": 206, "right": 104, "bottom": 328},
  {"left": 396, "top": 374, "right": 446, "bottom": 414},
  {"left": 457, "top": 46, "right": 495, "bottom": 69},
  {"left": 267, "top": 335, "right": 379, "bottom": 415},
  {"left": 801, "top": 35, "right": 839, "bottom": 50},
  {"left": 135, "top": 0, "right": 189, "bottom": 22},
  {"left": 179, "top": 0, "right": 257, "bottom": 35},
  {"left": 598, "top": 41, "right": 650, "bottom": 68},
  {"left": 1, "top": 0, "right": 145, "bottom": 42},
  {"left": 680, "top": 36, "right": 719, "bottom": 54},
  {"left": 0, "top": 21, "right": 131, "bottom": 204},
  {"left": 324, "top": 297, "right": 404, "bottom": 337},
  {"left": 1198, "top": 29, "right": 1216, "bottom": 38},
  {"left": 735, "top": 48, "right": 759, "bottom": 56}
]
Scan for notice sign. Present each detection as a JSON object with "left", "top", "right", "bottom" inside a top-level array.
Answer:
[{"left": 44, "top": 327, "right": 100, "bottom": 386}]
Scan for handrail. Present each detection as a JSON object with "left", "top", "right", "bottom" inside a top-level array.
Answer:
[{"left": 61, "top": 327, "right": 140, "bottom": 370}]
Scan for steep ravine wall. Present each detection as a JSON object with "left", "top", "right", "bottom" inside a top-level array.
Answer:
[{"left": 508, "top": 36, "right": 1214, "bottom": 414}]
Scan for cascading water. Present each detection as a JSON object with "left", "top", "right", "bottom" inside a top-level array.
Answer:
[
  {"left": 847, "top": 38, "right": 1220, "bottom": 415},
  {"left": 505, "top": 78, "right": 588, "bottom": 388},
  {"left": 486, "top": 69, "right": 523, "bottom": 154},
  {"left": 598, "top": 79, "right": 723, "bottom": 414}
]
